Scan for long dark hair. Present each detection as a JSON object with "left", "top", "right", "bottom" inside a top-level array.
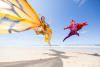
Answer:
[{"left": 41, "top": 16, "right": 46, "bottom": 23}]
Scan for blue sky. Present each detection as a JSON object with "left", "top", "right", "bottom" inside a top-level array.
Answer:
[{"left": 0, "top": 0, "right": 100, "bottom": 47}]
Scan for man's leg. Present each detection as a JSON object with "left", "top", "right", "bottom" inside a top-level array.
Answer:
[
  {"left": 63, "top": 33, "right": 72, "bottom": 42},
  {"left": 76, "top": 32, "right": 79, "bottom": 36}
]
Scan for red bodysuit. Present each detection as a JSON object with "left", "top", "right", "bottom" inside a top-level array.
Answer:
[{"left": 63, "top": 20, "right": 88, "bottom": 42}]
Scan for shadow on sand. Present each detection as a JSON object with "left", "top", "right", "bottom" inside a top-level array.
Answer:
[
  {"left": 43, "top": 49, "right": 75, "bottom": 67},
  {"left": 44, "top": 49, "right": 73, "bottom": 59},
  {"left": 0, "top": 57, "right": 63, "bottom": 67},
  {"left": 89, "top": 53, "right": 100, "bottom": 57},
  {"left": 75, "top": 52, "right": 100, "bottom": 57}
]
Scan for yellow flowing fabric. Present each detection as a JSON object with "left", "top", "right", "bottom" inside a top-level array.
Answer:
[
  {"left": 0, "top": 0, "right": 52, "bottom": 43},
  {"left": 0, "top": 0, "right": 41, "bottom": 34},
  {"left": 45, "top": 28, "right": 52, "bottom": 42}
]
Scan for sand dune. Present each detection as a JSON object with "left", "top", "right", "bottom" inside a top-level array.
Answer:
[{"left": 0, "top": 47, "right": 100, "bottom": 67}]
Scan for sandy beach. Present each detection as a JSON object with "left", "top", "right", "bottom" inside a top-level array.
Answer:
[{"left": 0, "top": 46, "right": 100, "bottom": 67}]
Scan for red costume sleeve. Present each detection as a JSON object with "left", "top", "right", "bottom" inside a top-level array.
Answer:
[
  {"left": 64, "top": 26, "right": 70, "bottom": 30},
  {"left": 77, "top": 22, "right": 88, "bottom": 31}
]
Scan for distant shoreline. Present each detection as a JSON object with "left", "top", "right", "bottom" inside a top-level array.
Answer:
[{"left": 0, "top": 46, "right": 100, "bottom": 52}]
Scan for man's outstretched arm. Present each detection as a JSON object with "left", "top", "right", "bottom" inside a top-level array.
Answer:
[{"left": 64, "top": 26, "right": 70, "bottom": 30}]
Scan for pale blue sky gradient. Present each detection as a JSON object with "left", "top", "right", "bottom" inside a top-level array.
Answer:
[{"left": 0, "top": 0, "right": 100, "bottom": 47}]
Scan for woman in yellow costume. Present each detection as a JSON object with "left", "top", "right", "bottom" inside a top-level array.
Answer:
[{"left": 34, "top": 16, "right": 52, "bottom": 46}]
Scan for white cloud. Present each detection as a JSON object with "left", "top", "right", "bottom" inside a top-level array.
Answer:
[
  {"left": 73, "top": 0, "right": 87, "bottom": 7},
  {"left": 73, "top": 0, "right": 80, "bottom": 3},
  {"left": 79, "top": 0, "right": 87, "bottom": 7}
]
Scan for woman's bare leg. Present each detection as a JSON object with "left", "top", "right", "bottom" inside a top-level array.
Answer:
[{"left": 34, "top": 29, "right": 40, "bottom": 35}]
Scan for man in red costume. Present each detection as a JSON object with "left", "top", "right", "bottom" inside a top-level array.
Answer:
[{"left": 63, "top": 20, "right": 88, "bottom": 42}]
